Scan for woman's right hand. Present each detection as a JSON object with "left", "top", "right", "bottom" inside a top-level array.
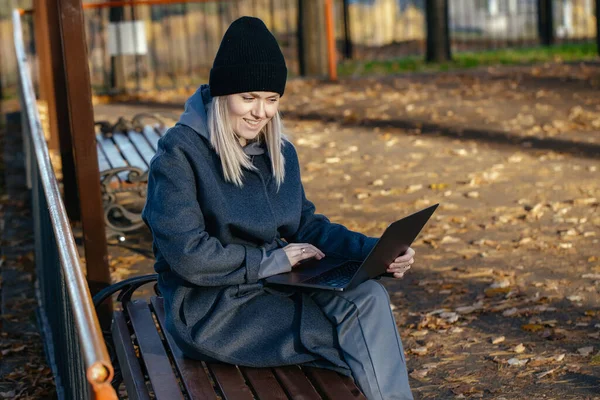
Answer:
[{"left": 283, "top": 243, "right": 325, "bottom": 267}]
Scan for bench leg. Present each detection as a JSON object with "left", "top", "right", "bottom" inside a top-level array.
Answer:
[{"left": 100, "top": 167, "right": 148, "bottom": 240}]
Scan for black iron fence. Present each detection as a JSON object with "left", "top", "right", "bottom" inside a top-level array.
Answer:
[
  {"left": 1, "top": 0, "right": 597, "bottom": 95},
  {"left": 13, "top": 9, "right": 117, "bottom": 400}
]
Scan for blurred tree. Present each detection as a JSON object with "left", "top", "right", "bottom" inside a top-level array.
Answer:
[
  {"left": 596, "top": 0, "right": 599, "bottom": 55},
  {"left": 537, "top": 0, "right": 554, "bottom": 46},
  {"left": 426, "top": 0, "right": 451, "bottom": 62},
  {"left": 298, "top": 0, "right": 328, "bottom": 76},
  {"left": 109, "top": 0, "right": 125, "bottom": 91}
]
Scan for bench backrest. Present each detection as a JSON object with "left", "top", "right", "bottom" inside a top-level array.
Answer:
[{"left": 96, "top": 120, "right": 168, "bottom": 182}]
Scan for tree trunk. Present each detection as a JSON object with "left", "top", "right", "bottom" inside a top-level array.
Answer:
[
  {"left": 537, "top": 0, "right": 554, "bottom": 46},
  {"left": 596, "top": 0, "right": 600, "bottom": 55},
  {"left": 298, "top": 0, "right": 328, "bottom": 76},
  {"left": 109, "top": 2, "right": 126, "bottom": 91},
  {"left": 426, "top": 0, "right": 452, "bottom": 63}
]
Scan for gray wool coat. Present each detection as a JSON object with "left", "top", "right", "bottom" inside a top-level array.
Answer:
[{"left": 142, "top": 85, "right": 378, "bottom": 373}]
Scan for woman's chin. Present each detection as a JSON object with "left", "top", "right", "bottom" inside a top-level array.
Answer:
[{"left": 238, "top": 131, "right": 261, "bottom": 142}]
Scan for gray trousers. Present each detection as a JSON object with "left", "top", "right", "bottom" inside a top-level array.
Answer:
[{"left": 310, "top": 280, "right": 414, "bottom": 400}]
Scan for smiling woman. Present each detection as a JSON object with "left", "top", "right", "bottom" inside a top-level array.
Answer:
[{"left": 142, "top": 16, "right": 414, "bottom": 400}]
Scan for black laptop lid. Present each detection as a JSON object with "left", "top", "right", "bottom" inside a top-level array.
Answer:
[{"left": 360, "top": 203, "right": 439, "bottom": 279}]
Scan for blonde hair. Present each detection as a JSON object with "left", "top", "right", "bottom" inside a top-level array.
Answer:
[{"left": 208, "top": 96, "right": 286, "bottom": 189}]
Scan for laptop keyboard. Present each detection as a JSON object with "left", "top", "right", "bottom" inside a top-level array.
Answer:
[{"left": 303, "top": 261, "right": 362, "bottom": 288}]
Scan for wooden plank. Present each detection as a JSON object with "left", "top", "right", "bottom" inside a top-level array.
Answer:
[
  {"left": 240, "top": 367, "right": 288, "bottom": 400},
  {"left": 96, "top": 133, "right": 129, "bottom": 181},
  {"left": 126, "top": 301, "right": 185, "bottom": 400},
  {"left": 206, "top": 363, "right": 254, "bottom": 400},
  {"left": 128, "top": 130, "right": 157, "bottom": 167},
  {"left": 304, "top": 367, "right": 366, "bottom": 399},
  {"left": 96, "top": 142, "right": 111, "bottom": 172},
  {"left": 151, "top": 297, "right": 218, "bottom": 400},
  {"left": 142, "top": 125, "right": 161, "bottom": 151},
  {"left": 112, "top": 131, "right": 148, "bottom": 171},
  {"left": 111, "top": 311, "right": 151, "bottom": 400},
  {"left": 340, "top": 375, "right": 365, "bottom": 399},
  {"left": 273, "top": 366, "right": 321, "bottom": 400}
]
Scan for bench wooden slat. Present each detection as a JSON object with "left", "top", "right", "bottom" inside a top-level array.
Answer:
[
  {"left": 304, "top": 367, "right": 366, "bottom": 400},
  {"left": 111, "top": 310, "right": 151, "bottom": 400},
  {"left": 340, "top": 375, "right": 365, "bottom": 398},
  {"left": 206, "top": 363, "right": 254, "bottom": 400},
  {"left": 240, "top": 367, "right": 288, "bottom": 400},
  {"left": 151, "top": 297, "right": 218, "bottom": 400},
  {"left": 128, "top": 130, "right": 157, "bottom": 166},
  {"left": 96, "top": 133, "right": 129, "bottom": 180},
  {"left": 96, "top": 142, "right": 112, "bottom": 172},
  {"left": 113, "top": 132, "right": 148, "bottom": 171},
  {"left": 272, "top": 366, "right": 321, "bottom": 400},
  {"left": 126, "top": 301, "right": 185, "bottom": 400},
  {"left": 142, "top": 125, "right": 162, "bottom": 151}
]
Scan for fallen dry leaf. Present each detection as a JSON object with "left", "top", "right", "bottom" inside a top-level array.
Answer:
[
  {"left": 577, "top": 346, "right": 594, "bottom": 356},
  {"left": 508, "top": 357, "right": 529, "bottom": 366},
  {"left": 522, "top": 324, "right": 544, "bottom": 333},
  {"left": 491, "top": 336, "right": 506, "bottom": 345},
  {"left": 513, "top": 343, "right": 526, "bottom": 353}
]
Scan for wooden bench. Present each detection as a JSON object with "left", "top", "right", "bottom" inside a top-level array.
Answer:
[
  {"left": 95, "top": 114, "right": 169, "bottom": 239},
  {"left": 93, "top": 275, "right": 366, "bottom": 399}
]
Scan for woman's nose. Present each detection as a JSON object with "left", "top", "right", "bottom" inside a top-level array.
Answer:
[{"left": 251, "top": 100, "right": 266, "bottom": 118}]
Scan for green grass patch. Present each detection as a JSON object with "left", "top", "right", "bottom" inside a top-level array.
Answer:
[
  {"left": 338, "top": 43, "right": 599, "bottom": 76},
  {"left": 1, "top": 88, "right": 17, "bottom": 101}
]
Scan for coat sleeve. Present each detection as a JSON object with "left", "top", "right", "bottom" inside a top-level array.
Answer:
[
  {"left": 257, "top": 248, "right": 292, "bottom": 279},
  {"left": 142, "top": 138, "right": 263, "bottom": 287},
  {"left": 287, "top": 185, "right": 379, "bottom": 261}
]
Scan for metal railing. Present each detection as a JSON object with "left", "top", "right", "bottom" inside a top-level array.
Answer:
[{"left": 12, "top": 9, "right": 117, "bottom": 400}]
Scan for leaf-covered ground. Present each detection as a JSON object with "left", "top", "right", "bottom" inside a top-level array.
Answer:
[
  {"left": 0, "top": 115, "right": 55, "bottom": 399},
  {"left": 86, "top": 61, "right": 600, "bottom": 398}
]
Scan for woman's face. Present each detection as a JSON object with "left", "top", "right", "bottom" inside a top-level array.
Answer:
[{"left": 226, "top": 91, "right": 280, "bottom": 145}]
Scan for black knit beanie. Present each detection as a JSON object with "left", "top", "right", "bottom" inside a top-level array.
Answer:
[{"left": 210, "top": 17, "right": 287, "bottom": 97}]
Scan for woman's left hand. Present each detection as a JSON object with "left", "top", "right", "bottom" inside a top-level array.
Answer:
[{"left": 386, "top": 247, "right": 415, "bottom": 279}]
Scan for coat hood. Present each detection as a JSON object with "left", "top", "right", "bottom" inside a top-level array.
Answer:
[{"left": 178, "top": 84, "right": 212, "bottom": 141}]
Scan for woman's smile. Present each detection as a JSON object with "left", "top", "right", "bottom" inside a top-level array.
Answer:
[{"left": 244, "top": 118, "right": 262, "bottom": 129}]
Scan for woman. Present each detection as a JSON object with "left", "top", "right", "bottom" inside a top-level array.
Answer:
[{"left": 142, "top": 17, "right": 415, "bottom": 400}]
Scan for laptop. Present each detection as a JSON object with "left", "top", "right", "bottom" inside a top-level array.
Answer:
[{"left": 265, "top": 203, "right": 439, "bottom": 291}]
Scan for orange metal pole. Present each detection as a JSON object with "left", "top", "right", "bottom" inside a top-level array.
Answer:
[
  {"left": 20, "top": 0, "right": 219, "bottom": 14},
  {"left": 84, "top": 0, "right": 216, "bottom": 8},
  {"left": 324, "top": 0, "right": 337, "bottom": 82}
]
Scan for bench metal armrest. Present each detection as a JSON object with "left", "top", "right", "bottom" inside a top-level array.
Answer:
[{"left": 92, "top": 274, "right": 159, "bottom": 308}]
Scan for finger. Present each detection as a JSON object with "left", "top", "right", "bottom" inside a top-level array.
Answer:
[
  {"left": 388, "top": 267, "right": 411, "bottom": 275},
  {"left": 396, "top": 247, "right": 416, "bottom": 260},
  {"left": 298, "top": 247, "right": 316, "bottom": 257},
  {"left": 292, "top": 244, "right": 325, "bottom": 258},
  {"left": 309, "top": 245, "right": 326, "bottom": 258},
  {"left": 393, "top": 271, "right": 405, "bottom": 279},
  {"left": 394, "top": 254, "right": 415, "bottom": 264},
  {"left": 298, "top": 247, "right": 323, "bottom": 262},
  {"left": 394, "top": 253, "right": 413, "bottom": 263},
  {"left": 387, "top": 262, "right": 412, "bottom": 271}
]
